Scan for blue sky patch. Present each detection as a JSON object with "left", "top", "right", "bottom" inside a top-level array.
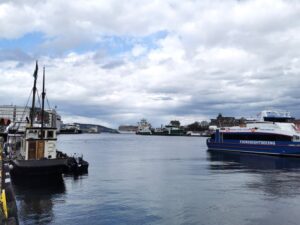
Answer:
[
  {"left": 0, "top": 32, "right": 45, "bottom": 53},
  {"left": 73, "top": 30, "right": 168, "bottom": 56},
  {"left": 0, "top": 30, "right": 168, "bottom": 59}
]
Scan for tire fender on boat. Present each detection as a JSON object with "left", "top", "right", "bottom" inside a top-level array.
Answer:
[{"left": 8, "top": 164, "right": 13, "bottom": 170}]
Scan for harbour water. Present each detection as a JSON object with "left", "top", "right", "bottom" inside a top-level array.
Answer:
[{"left": 14, "top": 134, "right": 300, "bottom": 225}]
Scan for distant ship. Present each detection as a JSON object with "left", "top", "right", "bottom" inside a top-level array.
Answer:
[
  {"left": 152, "top": 123, "right": 186, "bottom": 136},
  {"left": 118, "top": 125, "right": 138, "bottom": 134},
  {"left": 60, "top": 123, "right": 82, "bottom": 134},
  {"left": 207, "top": 110, "right": 300, "bottom": 156},
  {"left": 136, "top": 119, "right": 152, "bottom": 135},
  {"left": 136, "top": 119, "right": 186, "bottom": 136}
]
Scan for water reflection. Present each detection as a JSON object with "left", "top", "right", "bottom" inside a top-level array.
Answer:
[
  {"left": 207, "top": 150, "right": 300, "bottom": 197},
  {"left": 207, "top": 150, "right": 300, "bottom": 171},
  {"left": 13, "top": 177, "right": 66, "bottom": 225}
]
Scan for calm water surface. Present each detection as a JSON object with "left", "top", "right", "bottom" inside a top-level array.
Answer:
[{"left": 14, "top": 133, "right": 300, "bottom": 225}]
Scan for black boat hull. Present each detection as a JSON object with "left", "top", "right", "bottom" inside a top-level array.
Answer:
[
  {"left": 10, "top": 158, "right": 68, "bottom": 178},
  {"left": 64, "top": 157, "right": 89, "bottom": 175}
]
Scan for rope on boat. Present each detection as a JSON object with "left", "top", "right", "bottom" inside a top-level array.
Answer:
[{"left": 14, "top": 89, "right": 33, "bottom": 131}]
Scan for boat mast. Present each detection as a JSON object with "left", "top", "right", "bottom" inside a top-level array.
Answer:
[
  {"left": 41, "top": 66, "right": 46, "bottom": 138},
  {"left": 30, "top": 61, "right": 38, "bottom": 127}
]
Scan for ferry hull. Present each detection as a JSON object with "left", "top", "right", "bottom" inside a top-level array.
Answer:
[{"left": 207, "top": 139, "right": 300, "bottom": 157}]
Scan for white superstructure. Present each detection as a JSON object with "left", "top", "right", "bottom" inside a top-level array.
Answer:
[
  {"left": 220, "top": 122, "right": 300, "bottom": 139},
  {"left": 216, "top": 110, "right": 300, "bottom": 140},
  {"left": 137, "top": 119, "right": 152, "bottom": 134},
  {"left": 257, "top": 110, "right": 293, "bottom": 121}
]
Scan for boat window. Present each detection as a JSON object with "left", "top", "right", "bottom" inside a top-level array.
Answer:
[
  {"left": 38, "top": 131, "right": 46, "bottom": 138},
  {"left": 293, "top": 135, "right": 300, "bottom": 141},
  {"left": 48, "top": 131, "right": 54, "bottom": 138},
  {"left": 263, "top": 117, "right": 295, "bottom": 123},
  {"left": 28, "top": 130, "right": 37, "bottom": 135},
  {"left": 27, "top": 129, "right": 38, "bottom": 138},
  {"left": 223, "top": 133, "right": 292, "bottom": 141}
]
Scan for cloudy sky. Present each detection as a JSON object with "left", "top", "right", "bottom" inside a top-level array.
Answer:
[{"left": 1, "top": 0, "right": 300, "bottom": 128}]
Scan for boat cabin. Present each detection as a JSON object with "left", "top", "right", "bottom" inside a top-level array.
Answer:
[
  {"left": 258, "top": 110, "right": 295, "bottom": 123},
  {"left": 24, "top": 127, "right": 57, "bottom": 160},
  {"left": 7, "top": 127, "right": 57, "bottom": 160}
]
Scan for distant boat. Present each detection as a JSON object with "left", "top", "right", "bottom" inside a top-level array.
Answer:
[
  {"left": 118, "top": 130, "right": 136, "bottom": 134},
  {"left": 60, "top": 123, "right": 82, "bottom": 134},
  {"left": 7, "top": 62, "right": 68, "bottom": 178},
  {"left": 136, "top": 119, "right": 187, "bottom": 136},
  {"left": 118, "top": 125, "right": 138, "bottom": 134},
  {"left": 207, "top": 110, "right": 300, "bottom": 157},
  {"left": 152, "top": 123, "right": 186, "bottom": 136},
  {"left": 136, "top": 119, "right": 152, "bottom": 135},
  {"left": 186, "top": 131, "right": 201, "bottom": 136}
]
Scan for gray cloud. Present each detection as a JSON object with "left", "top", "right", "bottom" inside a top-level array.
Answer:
[
  {"left": 1, "top": 0, "right": 300, "bottom": 127},
  {"left": 0, "top": 49, "right": 32, "bottom": 62},
  {"left": 101, "top": 60, "right": 125, "bottom": 69}
]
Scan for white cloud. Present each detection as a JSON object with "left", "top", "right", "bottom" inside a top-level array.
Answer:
[
  {"left": 131, "top": 45, "right": 147, "bottom": 57},
  {"left": 1, "top": 0, "right": 300, "bottom": 128}
]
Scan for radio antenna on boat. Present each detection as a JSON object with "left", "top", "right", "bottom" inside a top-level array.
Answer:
[{"left": 30, "top": 60, "right": 38, "bottom": 127}]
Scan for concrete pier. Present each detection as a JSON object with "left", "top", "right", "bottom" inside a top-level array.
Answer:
[{"left": 0, "top": 138, "right": 18, "bottom": 224}]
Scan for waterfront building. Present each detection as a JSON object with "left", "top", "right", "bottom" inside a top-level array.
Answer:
[
  {"left": 0, "top": 105, "right": 62, "bottom": 132},
  {"left": 210, "top": 113, "right": 246, "bottom": 127}
]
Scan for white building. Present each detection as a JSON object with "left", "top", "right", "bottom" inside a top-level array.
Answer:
[{"left": 0, "top": 105, "right": 62, "bottom": 132}]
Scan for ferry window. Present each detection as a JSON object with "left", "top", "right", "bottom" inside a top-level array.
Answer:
[
  {"left": 48, "top": 131, "right": 54, "bottom": 138},
  {"left": 223, "top": 133, "right": 292, "bottom": 141},
  {"left": 293, "top": 135, "right": 300, "bottom": 141}
]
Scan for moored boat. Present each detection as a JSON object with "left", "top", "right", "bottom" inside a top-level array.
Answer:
[
  {"left": 6, "top": 62, "right": 68, "bottom": 178},
  {"left": 7, "top": 128, "right": 68, "bottom": 178},
  {"left": 207, "top": 110, "right": 300, "bottom": 157}
]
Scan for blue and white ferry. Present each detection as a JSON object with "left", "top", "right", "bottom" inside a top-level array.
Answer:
[{"left": 207, "top": 110, "right": 300, "bottom": 156}]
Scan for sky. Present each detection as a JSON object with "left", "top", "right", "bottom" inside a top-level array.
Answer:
[{"left": 1, "top": 0, "right": 300, "bottom": 128}]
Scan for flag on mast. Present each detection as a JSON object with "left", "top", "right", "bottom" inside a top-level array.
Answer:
[{"left": 33, "top": 60, "right": 38, "bottom": 79}]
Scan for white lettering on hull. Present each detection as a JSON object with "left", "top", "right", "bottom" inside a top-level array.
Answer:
[{"left": 240, "top": 140, "right": 276, "bottom": 145}]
